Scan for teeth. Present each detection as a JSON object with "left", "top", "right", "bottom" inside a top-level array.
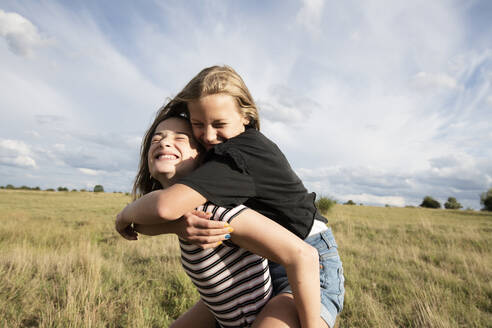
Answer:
[{"left": 157, "top": 154, "right": 177, "bottom": 160}]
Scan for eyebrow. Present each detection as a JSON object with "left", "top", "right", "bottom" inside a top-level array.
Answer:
[
  {"left": 153, "top": 131, "right": 191, "bottom": 137},
  {"left": 190, "top": 119, "right": 227, "bottom": 123}
]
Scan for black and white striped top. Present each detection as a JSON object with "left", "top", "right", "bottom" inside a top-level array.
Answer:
[{"left": 180, "top": 204, "right": 273, "bottom": 328}]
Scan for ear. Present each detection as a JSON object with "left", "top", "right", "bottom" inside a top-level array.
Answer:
[{"left": 242, "top": 116, "right": 250, "bottom": 126}]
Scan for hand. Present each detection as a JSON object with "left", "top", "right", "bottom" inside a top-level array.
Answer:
[
  {"left": 176, "top": 210, "right": 233, "bottom": 249},
  {"left": 115, "top": 211, "right": 138, "bottom": 240}
]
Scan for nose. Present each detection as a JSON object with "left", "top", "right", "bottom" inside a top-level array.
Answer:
[
  {"left": 159, "top": 135, "right": 172, "bottom": 147},
  {"left": 203, "top": 126, "right": 217, "bottom": 144}
]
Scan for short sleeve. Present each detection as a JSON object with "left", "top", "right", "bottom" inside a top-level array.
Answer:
[
  {"left": 178, "top": 152, "right": 256, "bottom": 208},
  {"left": 198, "top": 203, "right": 248, "bottom": 223}
]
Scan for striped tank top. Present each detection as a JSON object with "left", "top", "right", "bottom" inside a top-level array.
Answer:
[{"left": 180, "top": 204, "right": 273, "bottom": 328}]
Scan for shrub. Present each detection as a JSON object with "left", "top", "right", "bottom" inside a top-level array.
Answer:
[
  {"left": 45, "top": 188, "right": 55, "bottom": 192},
  {"left": 6, "top": 184, "right": 15, "bottom": 189},
  {"left": 315, "top": 196, "right": 336, "bottom": 213},
  {"left": 444, "top": 197, "right": 462, "bottom": 210},
  {"left": 480, "top": 188, "right": 492, "bottom": 211},
  {"left": 33, "top": 186, "right": 40, "bottom": 191},
  {"left": 93, "top": 185, "right": 104, "bottom": 193},
  {"left": 420, "top": 196, "right": 441, "bottom": 209},
  {"left": 344, "top": 200, "right": 356, "bottom": 205},
  {"left": 71, "top": 189, "right": 78, "bottom": 192},
  {"left": 57, "top": 186, "right": 69, "bottom": 192}
]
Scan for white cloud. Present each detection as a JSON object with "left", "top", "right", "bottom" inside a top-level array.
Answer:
[
  {"left": 78, "top": 168, "right": 104, "bottom": 176},
  {"left": 257, "top": 85, "right": 316, "bottom": 124},
  {"left": 340, "top": 193, "right": 406, "bottom": 207},
  {"left": 411, "top": 71, "right": 459, "bottom": 90},
  {"left": 486, "top": 95, "right": 492, "bottom": 106},
  {"left": 0, "top": 139, "right": 37, "bottom": 168},
  {"left": 0, "top": 9, "right": 52, "bottom": 57},
  {"left": 296, "top": 0, "right": 324, "bottom": 34}
]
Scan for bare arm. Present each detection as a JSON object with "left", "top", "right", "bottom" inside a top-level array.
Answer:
[
  {"left": 115, "top": 186, "right": 231, "bottom": 247},
  {"left": 229, "top": 209, "right": 321, "bottom": 328},
  {"left": 115, "top": 184, "right": 208, "bottom": 239},
  {"left": 133, "top": 211, "right": 233, "bottom": 248},
  {"left": 121, "top": 184, "right": 206, "bottom": 224}
]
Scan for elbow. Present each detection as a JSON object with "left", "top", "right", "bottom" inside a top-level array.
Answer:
[
  {"left": 303, "top": 244, "right": 319, "bottom": 268},
  {"left": 155, "top": 195, "right": 181, "bottom": 221},
  {"left": 285, "top": 243, "right": 319, "bottom": 269},
  {"left": 155, "top": 204, "right": 180, "bottom": 221}
]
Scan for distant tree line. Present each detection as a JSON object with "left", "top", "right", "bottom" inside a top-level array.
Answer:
[
  {"left": 419, "top": 188, "right": 492, "bottom": 211},
  {"left": 0, "top": 184, "right": 109, "bottom": 193}
]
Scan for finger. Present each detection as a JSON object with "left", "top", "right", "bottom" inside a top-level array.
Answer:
[
  {"left": 191, "top": 218, "right": 232, "bottom": 229},
  {"left": 119, "top": 226, "right": 138, "bottom": 240},
  {"left": 189, "top": 227, "right": 234, "bottom": 236},
  {"left": 118, "top": 231, "right": 137, "bottom": 240},
  {"left": 199, "top": 241, "right": 223, "bottom": 249},
  {"left": 187, "top": 233, "right": 231, "bottom": 244},
  {"left": 191, "top": 210, "right": 213, "bottom": 219}
]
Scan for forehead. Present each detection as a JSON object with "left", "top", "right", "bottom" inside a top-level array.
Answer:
[
  {"left": 188, "top": 94, "right": 242, "bottom": 118},
  {"left": 154, "top": 117, "right": 192, "bottom": 134}
]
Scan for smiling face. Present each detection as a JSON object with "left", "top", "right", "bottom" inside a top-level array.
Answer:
[
  {"left": 187, "top": 94, "right": 250, "bottom": 150},
  {"left": 147, "top": 117, "right": 200, "bottom": 187}
]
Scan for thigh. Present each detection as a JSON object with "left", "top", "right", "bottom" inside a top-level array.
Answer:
[
  {"left": 170, "top": 299, "right": 217, "bottom": 328},
  {"left": 252, "top": 293, "right": 330, "bottom": 328},
  {"left": 251, "top": 293, "right": 299, "bottom": 328}
]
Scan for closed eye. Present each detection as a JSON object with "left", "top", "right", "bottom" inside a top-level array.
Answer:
[{"left": 151, "top": 136, "right": 162, "bottom": 143}]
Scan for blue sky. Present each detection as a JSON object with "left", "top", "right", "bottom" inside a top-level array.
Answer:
[{"left": 0, "top": 0, "right": 491, "bottom": 209}]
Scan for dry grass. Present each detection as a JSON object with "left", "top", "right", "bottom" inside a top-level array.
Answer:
[
  {"left": 0, "top": 190, "right": 491, "bottom": 327},
  {"left": 0, "top": 190, "right": 198, "bottom": 328},
  {"left": 330, "top": 205, "right": 492, "bottom": 327}
]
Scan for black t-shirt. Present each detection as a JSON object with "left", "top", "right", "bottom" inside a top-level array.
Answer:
[{"left": 178, "top": 128, "right": 327, "bottom": 239}]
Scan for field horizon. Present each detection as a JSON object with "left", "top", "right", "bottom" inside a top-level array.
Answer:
[{"left": 1, "top": 189, "right": 491, "bottom": 327}]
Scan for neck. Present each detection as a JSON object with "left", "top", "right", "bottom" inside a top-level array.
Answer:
[{"left": 158, "top": 177, "right": 173, "bottom": 189}]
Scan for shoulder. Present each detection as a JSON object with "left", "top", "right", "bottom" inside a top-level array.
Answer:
[{"left": 214, "top": 129, "right": 280, "bottom": 155}]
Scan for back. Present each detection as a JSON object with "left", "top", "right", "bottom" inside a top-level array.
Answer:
[{"left": 179, "top": 129, "right": 326, "bottom": 239}]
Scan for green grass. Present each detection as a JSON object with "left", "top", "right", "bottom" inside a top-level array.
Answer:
[{"left": 1, "top": 190, "right": 491, "bottom": 327}]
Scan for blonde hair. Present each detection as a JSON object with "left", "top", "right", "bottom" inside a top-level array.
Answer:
[
  {"left": 133, "top": 65, "right": 258, "bottom": 198},
  {"left": 132, "top": 111, "right": 202, "bottom": 199},
  {"left": 171, "top": 65, "right": 260, "bottom": 130}
]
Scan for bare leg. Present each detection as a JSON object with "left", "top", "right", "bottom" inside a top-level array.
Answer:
[
  {"left": 252, "top": 293, "right": 330, "bottom": 328},
  {"left": 170, "top": 299, "right": 216, "bottom": 328}
]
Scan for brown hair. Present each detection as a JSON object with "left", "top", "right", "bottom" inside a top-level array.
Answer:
[
  {"left": 171, "top": 65, "right": 261, "bottom": 130},
  {"left": 131, "top": 109, "right": 201, "bottom": 199}
]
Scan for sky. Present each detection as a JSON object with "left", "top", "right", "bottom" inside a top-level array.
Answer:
[{"left": 0, "top": 0, "right": 491, "bottom": 209}]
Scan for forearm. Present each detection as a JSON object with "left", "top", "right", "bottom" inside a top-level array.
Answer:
[
  {"left": 122, "top": 191, "right": 173, "bottom": 225},
  {"left": 120, "top": 184, "right": 207, "bottom": 225},
  {"left": 133, "top": 221, "right": 180, "bottom": 236},
  {"left": 285, "top": 245, "right": 321, "bottom": 328}
]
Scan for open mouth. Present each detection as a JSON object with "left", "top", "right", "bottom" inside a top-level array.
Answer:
[{"left": 155, "top": 154, "right": 178, "bottom": 160}]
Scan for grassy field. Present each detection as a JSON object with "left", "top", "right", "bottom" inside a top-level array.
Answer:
[{"left": 0, "top": 190, "right": 491, "bottom": 327}]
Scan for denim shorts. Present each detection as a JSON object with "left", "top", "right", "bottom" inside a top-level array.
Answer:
[{"left": 269, "top": 227, "right": 345, "bottom": 328}]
